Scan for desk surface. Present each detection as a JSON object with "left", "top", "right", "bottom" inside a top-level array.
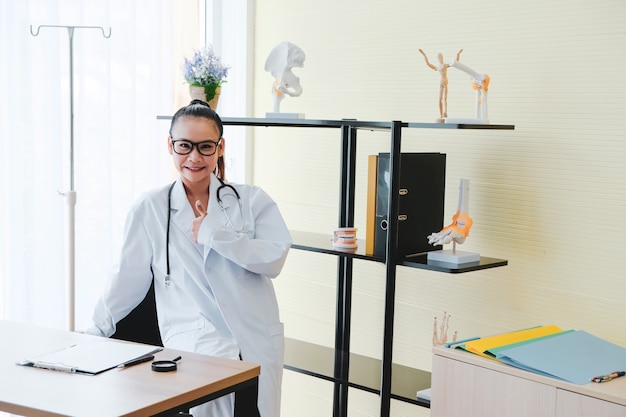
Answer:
[{"left": 0, "top": 320, "right": 260, "bottom": 417}]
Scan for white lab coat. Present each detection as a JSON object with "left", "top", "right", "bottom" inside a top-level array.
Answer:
[{"left": 87, "top": 174, "right": 292, "bottom": 417}]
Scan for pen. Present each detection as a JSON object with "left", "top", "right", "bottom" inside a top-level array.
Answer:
[
  {"left": 591, "top": 371, "right": 625, "bottom": 383},
  {"left": 118, "top": 354, "right": 155, "bottom": 368}
]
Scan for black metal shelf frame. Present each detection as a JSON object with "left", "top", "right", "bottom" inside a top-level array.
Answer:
[{"left": 157, "top": 115, "right": 515, "bottom": 417}]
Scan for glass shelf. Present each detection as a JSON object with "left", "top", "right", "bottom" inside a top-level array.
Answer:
[
  {"left": 284, "top": 338, "right": 431, "bottom": 408},
  {"left": 158, "top": 115, "right": 514, "bottom": 132},
  {"left": 290, "top": 230, "right": 508, "bottom": 273}
]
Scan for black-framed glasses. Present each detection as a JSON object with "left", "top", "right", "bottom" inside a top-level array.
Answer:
[{"left": 171, "top": 138, "right": 222, "bottom": 156}]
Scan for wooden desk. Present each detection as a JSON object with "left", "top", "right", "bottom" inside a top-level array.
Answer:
[
  {"left": 0, "top": 320, "right": 260, "bottom": 417},
  {"left": 431, "top": 345, "right": 626, "bottom": 417}
]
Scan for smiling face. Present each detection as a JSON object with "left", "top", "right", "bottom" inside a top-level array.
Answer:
[{"left": 168, "top": 115, "right": 224, "bottom": 189}]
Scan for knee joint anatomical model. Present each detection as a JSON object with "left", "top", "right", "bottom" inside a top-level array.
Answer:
[{"left": 450, "top": 59, "right": 490, "bottom": 122}]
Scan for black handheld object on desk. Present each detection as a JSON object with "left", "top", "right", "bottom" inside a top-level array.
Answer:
[
  {"left": 117, "top": 354, "right": 154, "bottom": 368},
  {"left": 152, "top": 355, "right": 182, "bottom": 372}
]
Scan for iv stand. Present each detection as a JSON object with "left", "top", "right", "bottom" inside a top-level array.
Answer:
[{"left": 30, "top": 25, "right": 111, "bottom": 331}]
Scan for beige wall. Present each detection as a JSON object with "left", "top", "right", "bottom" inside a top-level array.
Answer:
[{"left": 250, "top": 1, "right": 626, "bottom": 415}]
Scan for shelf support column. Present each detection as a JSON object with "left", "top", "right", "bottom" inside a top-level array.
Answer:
[
  {"left": 333, "top": 123, "right": 358, "bottom": 417},
  {"left": 379, "top": 121, "right": 403, "bottom": 417}
]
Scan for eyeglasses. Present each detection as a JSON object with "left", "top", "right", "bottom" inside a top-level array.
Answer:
[{"left": 171, "top": 138, "right": 222, "bottom": 156}]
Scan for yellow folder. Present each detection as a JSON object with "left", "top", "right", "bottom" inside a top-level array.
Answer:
[{"left": 464, "top": 324, "right": 563, "bottom": 358}]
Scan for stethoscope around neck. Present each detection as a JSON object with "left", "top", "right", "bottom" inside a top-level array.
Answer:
[{"left": 164, "top": 177, "right": 243, "bottom": 285}]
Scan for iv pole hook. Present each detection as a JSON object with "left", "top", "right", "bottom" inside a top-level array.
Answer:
[{"left": 30, "top": 24, "right": 111, "bottom": 38}]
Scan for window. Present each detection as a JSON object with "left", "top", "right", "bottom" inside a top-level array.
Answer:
[{"left": 0, "top": 0, "right": 249, "bottom": 330}]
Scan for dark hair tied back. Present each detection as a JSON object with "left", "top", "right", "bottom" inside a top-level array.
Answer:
[
  {"left": 189, "top": 99, "right": 211, "bottom": 108},
  {"left": 170, "top": 100, "right": 224, "bottom": 138}
]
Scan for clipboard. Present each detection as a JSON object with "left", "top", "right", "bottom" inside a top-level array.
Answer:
[{"left": 17, "top": 339, "right": 162, "bottom": 375}]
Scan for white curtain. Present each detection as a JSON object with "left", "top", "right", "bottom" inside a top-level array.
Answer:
[{"left": 0, "top": 0, "right": 176, "bottom": 331}]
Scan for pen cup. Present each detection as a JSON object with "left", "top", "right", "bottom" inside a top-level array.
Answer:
[{"left": 332, "top": 227, "right": 358, "bottom": 249}]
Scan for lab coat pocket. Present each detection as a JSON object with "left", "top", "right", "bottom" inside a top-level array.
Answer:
[
  {"left": 268, "top": 322, "right": 284, "bottom": 337},
  {"left": 268, "top": 322, "right": 285, "bottom": 360},
  {"left": 162, "top": 317, "right": 204, "bottom": 351}
]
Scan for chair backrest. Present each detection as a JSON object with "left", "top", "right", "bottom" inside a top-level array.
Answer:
[{"left": 111, "top": 280, "right": 163, "bottom": 346}]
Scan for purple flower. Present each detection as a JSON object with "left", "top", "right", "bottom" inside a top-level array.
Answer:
[{"left": 182, "top": 46, "right": 230, "bottom": 86}]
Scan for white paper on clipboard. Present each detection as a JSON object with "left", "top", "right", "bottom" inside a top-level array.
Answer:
[{"left": 18, "top": 339, "right": 162, "bottom": 375}]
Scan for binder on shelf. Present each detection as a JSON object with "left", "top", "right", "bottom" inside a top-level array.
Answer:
[
  {"left": 365, "top": 155, "right": 378, "bottom": 255},
  {"left": 374, "top": 153, "right": 446, "bottom": 258}
]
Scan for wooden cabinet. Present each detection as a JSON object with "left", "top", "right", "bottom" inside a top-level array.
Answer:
[
  {"left": 556, "top": 390, "right": 626, "bottom": 417},
  {"left": 431, "top": 346, "right": 626, "bottom": 417}
]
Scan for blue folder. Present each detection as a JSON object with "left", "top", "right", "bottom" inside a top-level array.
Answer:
[{"left": 495, "top": 330, "right": 626, "bottom": 385}]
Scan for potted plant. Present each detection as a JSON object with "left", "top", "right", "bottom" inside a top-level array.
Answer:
[{"left": 182, "top": 45, "right": 230, "bottom": 110}]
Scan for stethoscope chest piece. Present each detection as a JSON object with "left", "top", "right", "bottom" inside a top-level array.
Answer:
[{"left": 151, "top": 356, "right": 181, "bottom": 372}]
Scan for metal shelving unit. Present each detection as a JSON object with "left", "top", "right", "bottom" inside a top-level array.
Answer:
[{"left": 158, "top": 115, "right": 515, "bottom": 417}]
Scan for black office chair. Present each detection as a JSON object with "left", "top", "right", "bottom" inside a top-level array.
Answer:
[
  {"left": 111, "top": 279, "right": 259, "bottom": 417},
  {"left": 111, "top": 279, "right": 163, "bottom": 347},
  {"left": 111, "top": 281, "right": 190, "bottom": 416}
]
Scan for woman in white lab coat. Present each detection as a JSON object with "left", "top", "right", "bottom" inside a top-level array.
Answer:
[{"left": 86, "top": 100, "right": 292, "bottom": 417}]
